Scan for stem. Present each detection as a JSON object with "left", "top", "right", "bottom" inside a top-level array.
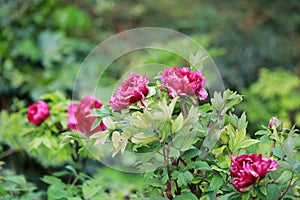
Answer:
[
  {"left": 163, "top": 121, "right": 174, "bottom": 200},
  {"left": 0, "top": 148, "right": 14, "bottom": 159},
  {"left": 188, "top": 183, "right": 201, "bottom": 197},
  {"left": 279, "top": 168, "right": 295, "bottom": 199},
  {"left": 71, "top": 141, "right": 80, "bottom": 162},
  {"left": 270, "top": 140, "right": 275, "bottom": 157},
  {"left": 179, "top": 98, "right": 188, "bottom": 117}
]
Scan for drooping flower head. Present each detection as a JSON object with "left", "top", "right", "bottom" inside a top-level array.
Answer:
[
  {"left": 230, "top": 154, "right": 278, "bottom": 192},
  {"left": 109, "top": 73, "right": 149, "bottom": 110},
  {"left": 269, "top": 117, "right": 280, "bottom": 129},
  {"left": 68, "top": 95, "right": 106, "bottom": 135},
  {"left": 161, "top": 67, "right": 208, "bottom": 100},
  {"left": 27, "top": 100, "right": 50, "bottom": 126}
]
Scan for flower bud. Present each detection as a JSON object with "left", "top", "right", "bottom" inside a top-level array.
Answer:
[{"left": 269, "top": 117, "right": 280, "bottom": 129}]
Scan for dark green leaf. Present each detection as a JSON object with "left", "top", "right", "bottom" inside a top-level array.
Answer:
[
  {"left": 194, "top": 161, "right": 211, "bottom": 171},
  {"left": 266, "top": 184, "right": 280, "bottom": 200},
  {"left": 177, "top": 171, "right": 194, "bottom": 187},
  {"left": 207, "top": 175, "right": 223, "bottom": 191},
  {"left": 175, "top": 192, "right": 197, "bottom": 200}
]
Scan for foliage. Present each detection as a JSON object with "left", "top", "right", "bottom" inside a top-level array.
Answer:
[
  {"left": 0, "top": 162, "right": 43, "bottom": 199},
  {"left": 239, "top": 68, "right": 300, "bottom": 131},
  {"left": 0, "top": 0, "right": 299, "bottom": 199},
  {"left": 73, "top": 58, "right": 299, "bottom": 199},
  {"left": 0, "top": 0, "right": 93, "bottom": 108},
  {"left": 0, "top": 92, "right": 74, "bottom": 166}
]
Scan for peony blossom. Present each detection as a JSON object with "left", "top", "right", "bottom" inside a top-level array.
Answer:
[
  {"left": 109, "top": 73, "right": 149, "bottom": 110},
  {"left": 161, "top": 67, "right": 208, "bottom": 100},
  {"left": 68, "top": 95, "right": 106, "bottom": 135},
  {"left": 230, "top": 154, "right": 278, "bottom": 192},
  {"left": 27, "top": 100, "right": 50, "bottom": 125},
  {"left": 269, "top": 117, "right": 280, "bottom": 129}
]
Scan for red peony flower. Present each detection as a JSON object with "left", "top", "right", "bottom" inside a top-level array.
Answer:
[
  {"left": 230, "top": 154, "right": 278, "bottom": 192},
  {"left": 109, "top": 73, "right": 149, "bottom": 110},
  {"left": 161, "top": 67, "right": 208, "bottom": 100},
  {"left": 27, "top": 100, "right": 50, "bottom": 125},
  {"left": 269, "top": 117, "right": 280, "bottom": 129},
  {"left": 67, "top": 95, "right": 107, "bottom": 135}
]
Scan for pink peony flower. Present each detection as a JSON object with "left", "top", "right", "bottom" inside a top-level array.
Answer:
[
  {"left": 27, "top": 100, "right": 50, "bottom": 125},
  {"left": 68, "top": 95, "right": 107, "bottom": 135},
  {"left": 230, "top": 154, "right": 278, "bottom": 192},
  {"left": 161, "top": 67, "right": 208, "bottom": 100},
  {"left": 269, "top": 117, "right": 280, "bottom": 129},
  {"left": 109, "top": 73, "right": 149, "bottom": 110}
]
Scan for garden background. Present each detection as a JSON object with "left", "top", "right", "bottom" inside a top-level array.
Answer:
[{"left": 0, "top": 0, "right": 299, "bottom": 199}]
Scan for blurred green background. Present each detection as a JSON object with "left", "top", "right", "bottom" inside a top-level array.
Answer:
[
  {"left": 1, "top": 0, "right": 299, "bottom": 129},
  {"left": 0, "top": 0, "right": 299, "bottom": 198}
]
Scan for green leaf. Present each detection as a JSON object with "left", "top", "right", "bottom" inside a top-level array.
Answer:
[
  {"left": 278, "top": 160, "right": 293, "bottom": 171},
  {"left": 260, "top": 186, "right": 267, "bottom": 196},
  {"left": 4, "top": 175, "right": 26, "bottom": 186},
  {"left": 65, "top": 165, "right": 77, "bottom": 176},
  {"left": 132, "top": 111, "right": 151, "bottom": 128},
  {"left": 237, "top": 112, "right": 248, "bottom": 130},
  {"left": 194, "top": 161, "right": 211, "bottom": 171},
  {"left": 91, "top": 117, "right": 102, "bottom": 131},
  {"left": 207, "top": 175, "right": 223, "bottom": 191},
  {"left": 182, "top": 148, "right": 200, "bottom": 159},
  {"left": 283, "top": 133, "right": 296, "bottom": 159},
  {"left": 266, "top": 184, "right": 280, "bottom": 200},
  {"left": 255, "top": 130, "right": 267, "bottom": 136},
  {"left": 242, "top": 192, "right": 250, "bottom": 200},
  {"left": 82, "top": 180, "right": 102, "bottom": 198},
  {"left": 276, "top": 171, "right": 292, "bottom": 185},
  {"left": 175, "top": 192, "right": 198, "bottom": 200},
  {"left": 90, "top": 131, "right": 109, "bottom": 145},
  {"left": 172, "top": 113, "right": 184, "bottom": 133},
  {"left": 177, "top": 171, "right": 194, "bottom": 187},
  {"left": 217, "top": 192, "right": 236, "bottom": 200},
  {"left": 238, "top": 139, "right": 260, "bottom": 148},
  {"left": 131, "top": 132, "right": 158, "bottom": 145},
  {"left": 41, "top": 176, "right": 64, "bottom": 186},
  {"left": 271, "top": 146, "right": 285, "bottom": 159}
]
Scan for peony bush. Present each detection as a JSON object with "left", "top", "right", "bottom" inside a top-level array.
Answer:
[
  {"left": 0, "top": 54, "right": 299, "bottom": 199},
  {"left": 80, "top": 65, "right": 299, "bottom": 199}
]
